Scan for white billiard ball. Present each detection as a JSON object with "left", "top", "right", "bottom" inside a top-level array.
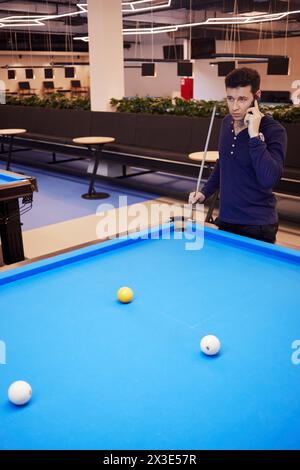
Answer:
[
  {"left": 8, "top": 381, "right": 32, "bottom": 406},
  {"left": 200, "top": 335, "right": 221, "bottom": 356}
]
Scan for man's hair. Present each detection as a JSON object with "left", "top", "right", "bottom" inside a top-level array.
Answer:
[{"left": 225, "top": 67, "right": 260, "bottom": 95}]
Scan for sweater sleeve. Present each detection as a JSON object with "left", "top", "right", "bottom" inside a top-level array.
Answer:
[{"left": 249, "top": 125, "right": 287, "bottom": 189}]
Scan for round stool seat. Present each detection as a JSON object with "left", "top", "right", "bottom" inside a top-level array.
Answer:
[
  {"left": 0, "top": 128, "right": 27, "bottom": 136},
  {"left": 73, "top": 136, "right": 115, "bottom": 145},
  {"left": 188, "top": 151, "right": 219, "bottom": 162}
]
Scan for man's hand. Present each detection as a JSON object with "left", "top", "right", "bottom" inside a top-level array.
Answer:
[
  {"left": 189, "top": 191, "right": 206, "bottom": 205},
  {"left": 244, "top": 99, "right": 264, "bottom": 138}
]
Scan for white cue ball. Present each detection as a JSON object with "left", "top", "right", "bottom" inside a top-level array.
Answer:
[
  {"left": 8, "top": 381, "right": 32, "bottom": 406},
  {"left": 200, "top": 335, "right": 221, "bottom": 356}
]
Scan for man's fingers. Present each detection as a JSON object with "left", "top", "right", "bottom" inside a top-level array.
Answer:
[
  {"left": 189, "top": 193, "right": 196, "bottom": 204},
  {"left": 189, "top": 192, "right": 202, "bottom": 204},
  {"left": 245, "top": 110, "right": 255, "bottom": 121}
]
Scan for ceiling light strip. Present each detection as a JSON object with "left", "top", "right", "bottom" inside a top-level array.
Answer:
[
  {"left": 0, "top": 2, "right": 172, "bottom": 29},
  {"left": 74, "top": 8, "right": 300, "bottom": 40}
]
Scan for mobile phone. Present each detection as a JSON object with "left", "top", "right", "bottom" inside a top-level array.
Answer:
[
  {"left": 248, "top": 96, "right": 259, "bottom": 115},
  {"left": 252, "top": 94, "right": 260, "bottom": 107}
]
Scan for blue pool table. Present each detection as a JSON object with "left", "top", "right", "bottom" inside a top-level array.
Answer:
[
  {"left": 0, "top": 169, "right": 37, "bottom": 265},
  {"left": 0, "top": 222, "right": 300, "bottom": 450}
]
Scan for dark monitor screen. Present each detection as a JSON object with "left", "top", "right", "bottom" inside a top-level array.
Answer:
[
  {"left": 65, "top": 67, "right": 75, "bottom": 78},
  {"left": 43, "top": 81, "right": 54, "bottom": 89},
  {"left": 218, "top": 61, "right": 235, "bottom": 77},
  {"left": 267, "top": 58, "right": 289, "bottom": 75},
  {"left": 19, "top": 81, "right": 30, "bottom": 89},
  {"left": 71, "top": 80, "right": 81, "bottom": 87},
  {"left": 25, "top": 69, "right": 34, "bottom": 79},
  {"left": 44, "top": 68, "right": 54, "bottom": 79},
  {"left": 8, "top": 70, "right": 15, "bottom": 80},
  {"left": 191, "top": 38, "right": 216, "bottom": 59},
  {"left": 142, "top": 63, "right": 155, "bottom": 76},
  {"left": 163, "top": 45, "right": 184, "bottom": 60},
  {"left": 260, "top": 90, "right": 292, "bottom": 103},
  {"left": 177, "top": 62, "right": 193, "bottom": 77}
]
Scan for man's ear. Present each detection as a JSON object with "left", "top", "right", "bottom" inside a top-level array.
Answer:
[{"left": 255, "top": 90, "right": 261, "bottom": 101}]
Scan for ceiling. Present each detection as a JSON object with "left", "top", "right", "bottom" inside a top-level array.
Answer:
[{"left": 0, "top": 0, "right": 299, "bottom": 53}]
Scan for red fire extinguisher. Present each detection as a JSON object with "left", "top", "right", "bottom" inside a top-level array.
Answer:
[{"left": 181, "top": 77, "right": 194, "bottom": 100}]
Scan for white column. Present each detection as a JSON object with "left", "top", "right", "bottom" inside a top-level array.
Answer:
[
  {"left": 87, "top": 0, "right": 124, "bottom": 112},
  {"left": 183, "top": 39, "right": 190, "bottom": 60}
]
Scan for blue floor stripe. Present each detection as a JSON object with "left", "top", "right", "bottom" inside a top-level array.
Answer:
[
  {"left": 2, "top": 148, "right": 197, "bottom": 194},
  {"left": 0, "top": 162, "right": 159, "bottom": 231}
]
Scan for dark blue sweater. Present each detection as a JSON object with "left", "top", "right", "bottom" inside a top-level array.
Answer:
[{"left": 201, "top": 114, "right": 287, "bottom": 225}]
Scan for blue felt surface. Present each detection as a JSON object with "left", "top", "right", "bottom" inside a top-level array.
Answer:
[
  {"left": 0, "top": 173, "right": 26, "bottom": 184},
  {"left": 0, "top": 163, "right": 159, "bottom": 231},
  {"left": 0, "top": 226, "right": 300, "bottom": 450}
]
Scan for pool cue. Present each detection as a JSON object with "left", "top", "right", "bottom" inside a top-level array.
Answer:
[{"left": 189, "top": 104, "right": 217, "bottom": 222}]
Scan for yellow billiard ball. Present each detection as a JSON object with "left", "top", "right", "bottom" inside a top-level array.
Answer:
[{"left": 117, "top": 287, "right": 134, "bottom": 303}]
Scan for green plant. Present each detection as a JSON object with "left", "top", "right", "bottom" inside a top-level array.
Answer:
[
  {"left": 110, "top": 96, "right": 233, "bottom": 118},
  {"left": 110, "top": 96, "right": 300, "bottom": 123},
  {"left": 271, "top": 105, "right": 300, "bottom": 123},
  {"left": 4, "top": 92, "right": 90, "bottom": 110},
  {"left": 4, "top": 93, "right": 300, "bottom": 123}
]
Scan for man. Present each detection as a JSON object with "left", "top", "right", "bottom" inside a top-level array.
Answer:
[{"left": 189, "top": 67, "right": 287, "bottom": 243}]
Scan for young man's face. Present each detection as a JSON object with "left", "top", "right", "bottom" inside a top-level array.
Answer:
[{"left": 226, "top": 85, "right": 261, "bottom": 121}]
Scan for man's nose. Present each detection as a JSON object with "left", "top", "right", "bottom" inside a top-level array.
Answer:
[{"left": 232, "top": 100, "right": 240, "bottom": 110}]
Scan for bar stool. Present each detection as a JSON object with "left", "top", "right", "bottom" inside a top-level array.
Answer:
[
  {"left": 73, "top": 136, "right": 115, "bottom": 199},
  {"left": 0, "top": 128, "right": 27, "bottom": 171}
]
